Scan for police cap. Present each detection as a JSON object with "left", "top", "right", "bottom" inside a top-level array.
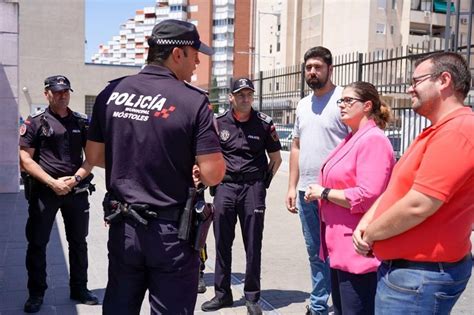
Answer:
[
  {"left": 44, "top": 75, "right": 73, "bottom": 92},
  {"left": 148, "top": 19, "right": 213, "bottom": 55},
  {"left": 231, "top": 78, "right": 255, "bottom": 94}
]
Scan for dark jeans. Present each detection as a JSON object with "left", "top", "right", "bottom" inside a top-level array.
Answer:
[
  {"left": 103, "top": 218, "right": 200, "bottom": 315},
  {"left": 330, "top": 268, "right": 377, "bottom": 315},
  {"left": 25, "top": 185, "right": 90, "bottom": 296}
]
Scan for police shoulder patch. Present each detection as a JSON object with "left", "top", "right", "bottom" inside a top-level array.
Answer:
[
  {"left": 19, "top": 123, "right": 27, "bottom": 136},
  {"left": 184, "top": 81, "right": 209, "bottom": 95},
  {"left": 257, "top": 112, "right": 272, "bottom": 124},
  {"left": 72, "top": 111, "right": 88, "bottom": 120},
  {"left": 30, "top": 108, "right": 45, "bottom": 118}
]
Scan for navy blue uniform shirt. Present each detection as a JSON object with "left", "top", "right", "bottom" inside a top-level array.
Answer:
[
  {"left": 20, "top": 107, "right": 88, "bottom": 178},
  {"left": 88, "top": 65, "right": 221, "bottom": 209},
  {"left": 216, "top": 109, "right": 281, "bottom": 174}
]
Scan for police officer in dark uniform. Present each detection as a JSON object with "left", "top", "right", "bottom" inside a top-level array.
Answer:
[
  {"left": 86, "top": 19, "right": 225, "bottom": 315},
  {"left": 201, "top": 78, "right": 282, "bottom": 315},
  {"left": 19, "top": 75, "right": 98, "bottom": 313}
]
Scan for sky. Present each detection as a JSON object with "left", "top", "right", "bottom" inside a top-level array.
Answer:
[{"left": 85, "top": 0, "right": 156, "bottom": 62}]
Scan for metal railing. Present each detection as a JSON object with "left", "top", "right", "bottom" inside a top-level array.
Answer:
[{"left": 208, "top": 42, "right": 474, "bottom": 155}]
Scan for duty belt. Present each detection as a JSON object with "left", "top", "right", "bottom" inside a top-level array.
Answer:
[
  {"left": 222, "top": 170, "right": 265, "bottom": 183},
  {"left": 104, "top": 199, "right": 181, "bottom": 226}
]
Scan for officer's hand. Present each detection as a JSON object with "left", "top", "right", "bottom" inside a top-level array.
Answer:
[
  {"left": 286, "top": 188, "right": 298, "bottom": 213},
  {"left": 192, "top": 164, "right": 202, "bottom": 188},
  {"left": 304, "top": 184, "right": 323, "bottom": 202},
  {"left": 61, "top": 176, "right": 77, "bottom": 190},
  {"left": 50, "top": 177, "right": 72, "bottom": 195}
]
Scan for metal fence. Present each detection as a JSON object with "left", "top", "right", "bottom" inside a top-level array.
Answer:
[{"left": 209, "top": 43, "right": 474, "bottom": 156}]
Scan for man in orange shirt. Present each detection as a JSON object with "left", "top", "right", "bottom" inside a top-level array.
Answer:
[{"left": 353, "top": 51, "right": 473, "bottom": 314}]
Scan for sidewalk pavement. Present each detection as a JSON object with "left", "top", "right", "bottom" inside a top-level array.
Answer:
[{"left": 1, "top": 161, "right": 473, "bottom": 314}]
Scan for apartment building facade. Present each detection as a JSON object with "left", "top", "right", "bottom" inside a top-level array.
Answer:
[
  {"left": 256, "top": 0, "right": 473, "bottom": 73},
  {"left": 91, "top": 0, "right": 254, "bottom": 94}
]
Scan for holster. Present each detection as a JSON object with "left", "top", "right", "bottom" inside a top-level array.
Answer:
[
  {"left": 191, "top": 200, "right": 214, "bottom": 251},
  {"left": 178, "top": 186, "right": 214, "bottom": 251},
  {"left": 21, "top": 172, "right": 35, "bottom": 201},
  {"left": 72, "top": 173, "right": 96, "bottom": 195}
]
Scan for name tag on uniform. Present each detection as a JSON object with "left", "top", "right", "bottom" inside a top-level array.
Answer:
[
  {"left": 72, "top": 129, "right": 81, "bottom": 133},
  {"left": 248, "top": 135, "right": 260, "bottom": 140}
]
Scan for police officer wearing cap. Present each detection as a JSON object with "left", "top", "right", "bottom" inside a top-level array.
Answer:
[
  {"left": 19, "top": 75, "right": 97, "bottom": 313},
  {"left": 86, "top": 19, "right": 225, "bottom": 314},
  {"left": 201, "top": 78, "right": 282, "bottom": 315}
]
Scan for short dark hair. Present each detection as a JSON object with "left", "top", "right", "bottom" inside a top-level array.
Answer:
[
  {"left": 146, "top": 44, "right": 189, "bottom": 65},
  {"left": 414, "top": 52, "right": 471, "bottom": 98},
  {"left": 304, "top": 46, "right": 333, "bottom": 66}
]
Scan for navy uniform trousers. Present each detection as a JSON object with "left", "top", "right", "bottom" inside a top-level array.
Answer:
[
  {"left": 103, "top": 217, "right": 200, "bottom": 315},
  {"left": 25, "top": 184, "right": 90, "bottom": 297},
  {"left": 213, "top": 179, "right": 266, "bottom": 302}
]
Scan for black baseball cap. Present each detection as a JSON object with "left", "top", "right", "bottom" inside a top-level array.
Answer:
[
  {"left": 231, "top": 78, "right": 255, "bottom": 93},
  {"left": 148, "top": 19, "right": 213, "bottom": 55},
  {"left": 44, "top": 75, "right": 73, "bottom": 92}
]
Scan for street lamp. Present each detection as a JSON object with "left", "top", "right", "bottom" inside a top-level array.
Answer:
[{"left": 257, "top": 10, "right": 280, "bottom": 76}]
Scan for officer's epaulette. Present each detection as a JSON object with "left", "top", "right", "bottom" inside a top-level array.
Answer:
[
  {"left": 184, "top": 81, "right": 209, "bottom": 95},
  {"left": 30, "top": 108, "right": 46, "bottom": 118},
  {"left": 72, "top": 111, "right": 88, "bottom": 120},
  {"left": 108, "top": 75, "right": 129, "bottom": 84},
  {"left": 216, "top": 110, "right": 229, "bottom": 119},
  {"left": 257, "top": 112, "right": 273, "bottom": 124}
]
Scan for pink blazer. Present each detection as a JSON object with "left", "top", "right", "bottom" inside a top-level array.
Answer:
[{"left": 319, "top": 120, "right": 395, "bottom": 274}]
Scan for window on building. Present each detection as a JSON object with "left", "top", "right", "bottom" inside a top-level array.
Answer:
[
  {"left": 378, "top": 0, "right": 386, "bottom": 9},
  {"left": 188, "top": 5, "right": 198, "bottom": 12},
  {"left": 376, "top": 23, "right": 386, "bottom": 34},
  {"left": 391, "top": 25, "right": 394, "bottom": 34},
  {"left": 277, "top": 42, "right": 281, "bottom": 52},
  {"left": 276, "top": 82, "right": 280, "bottom": 91},
  {"left": 270, "top": 44, "right": 273, "bottom": 54},
  {"left": 392, "top": 0, "right": 397, "bottom": 10},
  {"left": 85, "top": 96, "right": 96, "bottom": 117}
]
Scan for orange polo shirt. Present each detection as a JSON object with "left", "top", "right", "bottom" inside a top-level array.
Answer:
[{"left": 372, "top": 107, "right": 474, "bottom": 262}]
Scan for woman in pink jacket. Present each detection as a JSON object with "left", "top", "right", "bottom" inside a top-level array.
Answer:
[{"left": 305, "top": 81, "right": 395, "bottom": 315}]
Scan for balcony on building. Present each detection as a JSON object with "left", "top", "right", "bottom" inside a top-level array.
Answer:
[
  {"left": 169, "top": 11, "right": 187, "bottom": 20},
  {"left": 169, "top": 0, "right": 187, "bottom": 5},
  {"left": 214, "top": 0, "right": 235, "bottom": 6}
]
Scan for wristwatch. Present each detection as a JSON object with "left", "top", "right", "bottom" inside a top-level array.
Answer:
[
  {"left": 74, "top": 175, "right": 82, "bottom": 183},
  {"left": 321, "top": 188, "right": 331, "bottom": 201}
]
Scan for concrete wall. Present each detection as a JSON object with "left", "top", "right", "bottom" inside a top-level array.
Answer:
[
  {"left": 0, "top": 0, "right": 20, "bottom": 193},
  {"left": 18, "top": 0, "right": 140, "bottom": 118}
]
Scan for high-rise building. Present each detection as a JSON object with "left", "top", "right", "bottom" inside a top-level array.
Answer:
[
  {"left": 256, "top": 0, "right": 473, "bottom": 72},
  {"left": 91, "top": 0, "right": 254, "bottom": 95}
]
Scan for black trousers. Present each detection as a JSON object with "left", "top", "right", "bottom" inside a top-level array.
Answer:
[
  {"left": 103, "top": 218, "right": 199, "bottom": 315},
  {"left": 25, "top": 185, "right": 90, "bottom": 297},
  {"left": 330, "top": 268, "right": 377, "bottom": 315},
  {"left": 212, "top": 180, "right": 266, "bottom": 302}
]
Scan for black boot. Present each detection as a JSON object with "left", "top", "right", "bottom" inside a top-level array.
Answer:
[
  {"left": 201, "top": 295, "right": 233, "bottom": 311},
  {"left": 198, "top": 274, "right": 207, "bottom": 294},
  {"left": 70, "top": 288, "right": 99, "bottom": 305},
  {"left": 24, "top": 296, "right": 43, "bottom": 313}
]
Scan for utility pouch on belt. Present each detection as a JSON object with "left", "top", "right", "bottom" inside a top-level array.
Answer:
[{"left": 102, "top": 192, "right": 149, "bottom": 225}]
